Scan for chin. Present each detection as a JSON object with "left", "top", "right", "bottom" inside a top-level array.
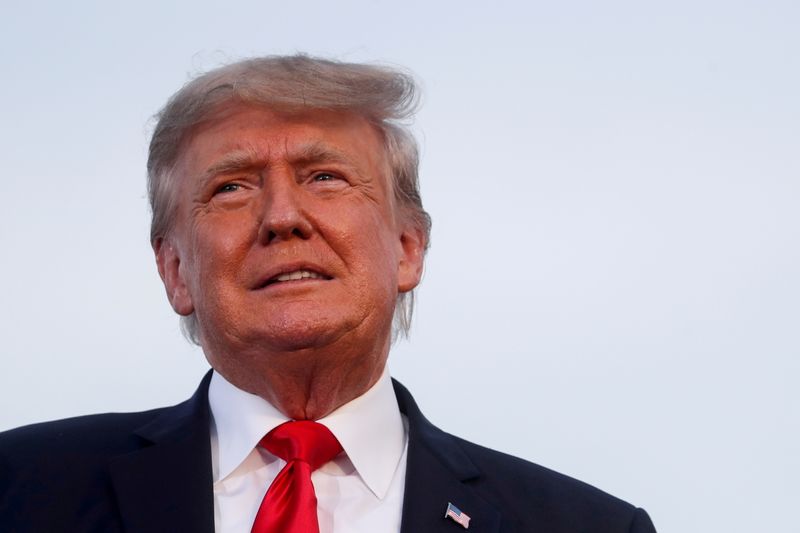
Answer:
[
  {"left": 247, "top": 311, "right": 359, "bottom": 352},
  {"left": 257, "top": 327, "right": 340, "bottom": 352}
]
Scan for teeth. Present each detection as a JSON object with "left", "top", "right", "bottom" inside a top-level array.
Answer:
[{"left": 275, "top": 270, "right": 324, "bottom": 282}]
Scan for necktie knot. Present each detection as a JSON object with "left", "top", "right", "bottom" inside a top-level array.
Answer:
[
  {"left": 260, "top": 420, "right": 342, "bottom": 471},
  {"left": 252, "top": 421, "right": 342, "bottom": 533}
]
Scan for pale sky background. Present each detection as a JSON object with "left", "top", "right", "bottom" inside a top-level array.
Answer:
[{"left": 1, "top": 1, "right": 798, "bottom": 532}]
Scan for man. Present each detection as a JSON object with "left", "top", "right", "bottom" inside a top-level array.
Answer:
[{"left": 0, "top": 55, "right": 657, "bottom": 532}]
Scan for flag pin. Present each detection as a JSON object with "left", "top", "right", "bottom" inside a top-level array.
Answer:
[{"left": 445, "top": 502, "right": 471, "bottom": 529}]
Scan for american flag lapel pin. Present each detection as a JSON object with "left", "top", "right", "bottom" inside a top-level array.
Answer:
[{"left": 445, "top": 502, "right": 471, "bottom": 529}]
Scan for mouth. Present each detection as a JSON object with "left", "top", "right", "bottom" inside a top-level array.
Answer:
[{"left": 256, "top": 267, "right": 333, "bottom": 289}]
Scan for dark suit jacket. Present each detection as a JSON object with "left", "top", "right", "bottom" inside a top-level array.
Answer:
[{"left": 0, "top": 372, "right": 656, "bottom": 532}]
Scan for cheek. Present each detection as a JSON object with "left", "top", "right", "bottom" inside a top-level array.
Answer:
[
  {"left": 326, "top": 200, "right": 393, "bottom": 251},
  {"left": 188, "top": 219, "right": 256, "bottom": 293},
  {"left": 347, "top": 220, "right": 402, "bottom": 291}
]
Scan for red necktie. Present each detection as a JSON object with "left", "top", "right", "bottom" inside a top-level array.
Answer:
[{"left": 251, "top": 421, "right": 343, "bottom": 533}]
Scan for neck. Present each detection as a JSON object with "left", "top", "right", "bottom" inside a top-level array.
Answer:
[{"left": 203, "top": 330, "right": 391, "bottom": 420}]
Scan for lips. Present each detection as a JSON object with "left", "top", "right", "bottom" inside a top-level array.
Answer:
[
  {"left": 273, "top": 270, "right": 326, "bottom": 282},
  {"left": 254, "top": 263, "right": 333, "bottom": 289}
]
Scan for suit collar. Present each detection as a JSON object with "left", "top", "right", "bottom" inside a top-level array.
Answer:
[
  {"left": 107, "top": 371, "right": 215, "bottom": 533},
  {"left": 393, "top": 379, "right": 501, "bottom": 533},
  {"left": 104, "top": 373, "right": 499, "bottom": 533}
]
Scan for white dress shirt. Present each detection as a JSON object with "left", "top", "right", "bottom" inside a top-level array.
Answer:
[{"left": 208, "top": 369, "right": 408, "bottom": 533}]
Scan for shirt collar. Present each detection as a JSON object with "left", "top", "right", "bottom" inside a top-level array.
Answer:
[
  {"left": 208, "top": 368, "right": 406, "bottom": 500},
  {"left": 208, "top": 371, "right": 288, "bottom": 484}
]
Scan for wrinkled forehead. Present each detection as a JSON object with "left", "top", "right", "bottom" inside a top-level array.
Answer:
[{"left": 173, "top": 101, "right": 392, "bottom": 177}]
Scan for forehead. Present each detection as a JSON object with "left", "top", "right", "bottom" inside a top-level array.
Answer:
[{"left": 173, "top": 102, "right": 390, "bottom": 177}]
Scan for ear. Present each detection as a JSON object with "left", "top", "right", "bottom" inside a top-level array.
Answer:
[
  {"left": 397, "top": 223, "right": 426, "bottom": 293},
  {"left": 153, "top": 237, "right": 195, "bottom": 316}
]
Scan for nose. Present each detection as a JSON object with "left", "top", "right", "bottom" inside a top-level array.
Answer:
[{"left": 257, "top": 172, "right": 313, "bottom": 245}]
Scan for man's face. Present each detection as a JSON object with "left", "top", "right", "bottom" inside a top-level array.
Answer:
[{"left": 156, "top": 102, "right": 424, "bottom": 358}]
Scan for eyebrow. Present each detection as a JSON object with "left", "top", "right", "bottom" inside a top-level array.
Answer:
[
  {"left": 291, "top": 141, "right": 358, "bottom": 168},
  {"left": 199, "top": 141, "right": 359, "bottom": 184},
  {"left": 200, "top": 147, "right": 267, "bottom": 183}
]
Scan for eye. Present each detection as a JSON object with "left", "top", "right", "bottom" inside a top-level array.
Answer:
[
  {"left": 215, "top": 183, "right": 241, "bottom": 194},
  {"left": 313, "top": 172, "right": 339, "bottom": 182}
]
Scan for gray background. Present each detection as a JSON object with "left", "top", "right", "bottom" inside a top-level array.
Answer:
[{"left": 1, "top": 1, "right": 798, "bottom": 532}]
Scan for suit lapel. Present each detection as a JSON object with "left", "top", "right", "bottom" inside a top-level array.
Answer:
[
  {"left": 108, "top": 372, "right": 215, "bottom": 533},
  {"left": 394, "top": 380, "right": 501, "bottom": 533},
  {"left": 104, "top": 373, "right": 499, "bottom": 532}
]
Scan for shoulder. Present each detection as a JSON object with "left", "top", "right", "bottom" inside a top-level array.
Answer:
[
  {"left": 452, "top": 434, "right": 655, "bottom": 532},
  {"left": 454, "top": 435, "right": 629, "bottom": 506},
  {"left": 0, "top": 376, "right": 213, "bottom": 532},
  {"left": 0, "top": 409, "right": 168, "bottom": 496},
  {"left": 393, "top": 379, "right": 655, "bottom": 532},
  {"left": 0, "top": 372, "right": 212, "bottom": 464},
  {"left": 0, "top": 410, "right": 167, "bottom": 531},
  {"left": 0, "top": 408, "right": 168, "bottom": 460},
  {"left": 0, "top": 372, "right": 210, "bottom": 489}
]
